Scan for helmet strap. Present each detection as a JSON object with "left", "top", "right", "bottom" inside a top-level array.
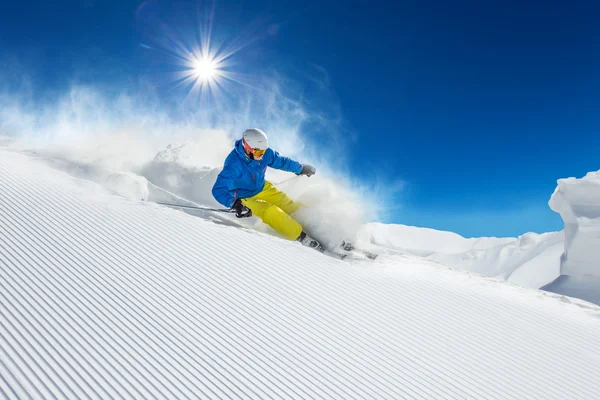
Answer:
[
  {"left": 242, "top": 138, "right": 259, "bottom": 160},
  {"left": 242, "top": 138, "right": 252, "bottom": 156}
]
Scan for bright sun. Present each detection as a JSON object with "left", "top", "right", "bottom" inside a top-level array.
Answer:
[
  {"left": 141, "top": 1, "right": 253, "bottom": 103},
  {"left": 193, "top": 59, "right": 217, "bottom": 81}
]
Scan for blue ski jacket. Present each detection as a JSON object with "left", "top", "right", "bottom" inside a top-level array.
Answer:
[{"left": 212, "top": 139, "right": 303, "bottom": 208}]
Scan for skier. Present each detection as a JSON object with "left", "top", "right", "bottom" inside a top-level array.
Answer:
[{"left": 212, "top": 128, "right": 322, "bottom": 250}]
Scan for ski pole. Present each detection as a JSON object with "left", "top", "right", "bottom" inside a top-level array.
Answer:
[
  {"left": 155, "top": 201, "right": 235, "bottom": 213},
  {"left": 273, "top": 175, "right": 299, "bottom": 186}
]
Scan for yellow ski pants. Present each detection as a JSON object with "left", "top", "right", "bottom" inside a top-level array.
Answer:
[{"left": 241, "top": 181, "right": 303, "bottom": 241}]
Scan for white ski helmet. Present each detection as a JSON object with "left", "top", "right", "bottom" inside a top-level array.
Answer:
[
  {"left": 242, "top": 128, "right": 269, "bottom": 149},
  {"left": 242, "top": 128, "right": 269, "bottom": 160}
]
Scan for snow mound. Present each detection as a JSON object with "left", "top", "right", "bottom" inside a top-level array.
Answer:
[
  {"left": 544, "top": 170, "right": 600, "bottom": 304},
  {"left": 361, "top": 222, "right": 515, "bottom": 256},
  {"left": 549, "top": 170, "right": 600, "bottom": 277},
  {"left": 360, "top": 223, "right": 562, "bottom": 289}
]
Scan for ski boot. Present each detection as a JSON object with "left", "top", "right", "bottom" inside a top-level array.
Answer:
[{"left": 297, "top": 231, "right": 324, "bottom": 253}]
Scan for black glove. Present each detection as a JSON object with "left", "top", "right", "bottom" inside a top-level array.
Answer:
[
  {"left": 232, "top": 199, "right": 252, "bottom": 218},
  {"left": 298, "top": 164, "right": 316, "bottom": 177}
]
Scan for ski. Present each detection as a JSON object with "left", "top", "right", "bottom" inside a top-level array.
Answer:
[
  {"left": 307, "top": 242, "right": 379, "bottom": 261},
  {"left": 324, "top": 250, "right": 348, "bottom": 260},
  {"left": 340, "top": 241, "right": 379, "bottom": 260}
]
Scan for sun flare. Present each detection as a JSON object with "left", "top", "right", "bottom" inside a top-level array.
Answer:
[
  {"left": 193, "top": 59, "right": 217, "bottom": 81},
  {"left": 139, "top": 3, "right": 256, "bottom": 103}
]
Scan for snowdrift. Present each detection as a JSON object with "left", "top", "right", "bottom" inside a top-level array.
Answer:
[
  {"left": 2, "top": 148, "right": 600, "bottom": 399},
  {"left": 544, "top": 170, "right": 600, "bottom": 305},
  {"left": 360, "top": 223, "right": 563, "bottom": 290}
]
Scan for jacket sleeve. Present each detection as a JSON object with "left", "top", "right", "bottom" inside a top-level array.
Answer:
[
  {"left": 212, "top": 159, "right": 240, "bottom": 208},
  {"left": 267, "top": 149, "right": 303, "bottom": 174}
]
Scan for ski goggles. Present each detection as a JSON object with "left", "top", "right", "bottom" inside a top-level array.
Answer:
[{"left": 242, "top": 139, "right": 267, "bottom": 159}]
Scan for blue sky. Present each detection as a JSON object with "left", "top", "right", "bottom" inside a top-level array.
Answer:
[{"left": 1, "top": 0, "right": 599, "bottom": 237}]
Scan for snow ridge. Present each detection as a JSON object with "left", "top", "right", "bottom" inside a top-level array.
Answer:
[
  {"left": 549, "top": 170, "right": 600, "bottom": 277},
  {"left": 2, "top": 150, "right": 600, "bottom": 399},
  {"left": 543, "top": 170, "right": 600, "bottom": 305},
  {"left": 362, "top": 223, "right": 563, "bottom": 289}
]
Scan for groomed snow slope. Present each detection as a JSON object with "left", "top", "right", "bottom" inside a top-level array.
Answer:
[{"left": 2, "top": 149, "right": 600, "bottom": 400}]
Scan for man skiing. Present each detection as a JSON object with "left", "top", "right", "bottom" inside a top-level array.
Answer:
[{"left": 212, "top": 128, "right": 322, "bottom": 250}]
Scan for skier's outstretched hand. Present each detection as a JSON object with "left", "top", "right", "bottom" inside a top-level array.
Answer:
[
  {"left": 232, "top": 199, "right": 252, "bottom": 218},
  {"left": 298, "top": 164, "right": 316, "bottom": 177}
]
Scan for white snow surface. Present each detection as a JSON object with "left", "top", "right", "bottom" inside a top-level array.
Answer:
[
  {"left": 359, "top": 223, "right": 563, "bottom": 290},
  {"left": 2, "top": 148, "right": 600, "bottom": 399}
]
